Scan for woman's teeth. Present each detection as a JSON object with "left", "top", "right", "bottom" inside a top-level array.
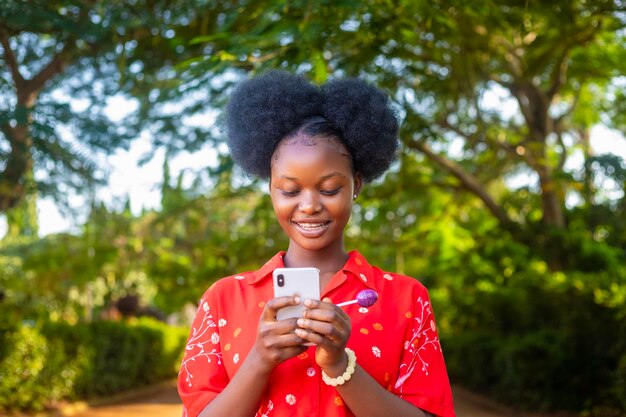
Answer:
[{"left": 295, "top": 223, "right": 326, "bottom": 230}]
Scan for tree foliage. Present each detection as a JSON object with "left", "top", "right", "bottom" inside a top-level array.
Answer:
[
  {"left": 0, "top": 0, "right": 215, "bottom": 211},
  {"left": 181, "top": 0, "right": 626, "bottom": 268}
]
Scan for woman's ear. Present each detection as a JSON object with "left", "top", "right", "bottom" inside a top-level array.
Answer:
[{"left": 353, "top": 173, "right": 363, "bottom": 200}]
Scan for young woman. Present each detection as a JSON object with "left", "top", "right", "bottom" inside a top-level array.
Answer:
[{"left": 178, "top": 71, "right": 455, "bottom": 417}]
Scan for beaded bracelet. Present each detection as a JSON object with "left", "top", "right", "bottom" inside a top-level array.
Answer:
[{"left": 321, "top": 347, "right": 357, "bottom": 386}]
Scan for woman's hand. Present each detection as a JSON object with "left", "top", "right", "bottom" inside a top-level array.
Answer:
[
  {"left": 295, "top": 297, "right": 352, "bottom": 374},
  {"left": 249, "top": 296, "right": 308, "bottom": 376}
]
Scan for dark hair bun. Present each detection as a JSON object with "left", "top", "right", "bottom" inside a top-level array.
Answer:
[
  {"left": 321, "top": 78, "right": 398, "bottom": 182},
  {"left": 225, "top": 71, "right": 322, "bottom": 178},
  {"left": 225, "top": 71, "right": 398, "bottom": 182}
]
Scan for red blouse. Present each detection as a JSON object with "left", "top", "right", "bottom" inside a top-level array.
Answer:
[{"left": 178, "top": 251, "right": 456, "bottom": 417}]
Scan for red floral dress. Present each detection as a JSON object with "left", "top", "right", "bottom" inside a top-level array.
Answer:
[{"left": 178, "top": 251, "right": 455, "bottom": 417}]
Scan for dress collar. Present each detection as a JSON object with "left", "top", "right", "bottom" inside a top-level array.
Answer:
[
  {"left": 249, "top": 251, "right": 287, "bottom": 285},
  {"left": 250, "top": 250, "right": 381, "bottom": 293}
]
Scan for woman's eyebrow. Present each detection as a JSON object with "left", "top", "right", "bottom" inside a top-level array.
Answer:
[{"left": 320, "top": 172, "right": 348, "bottom": 179}]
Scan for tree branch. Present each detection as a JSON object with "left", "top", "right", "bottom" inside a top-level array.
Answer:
[
  {"left": 408, "top": 139, "right": 519, "bottom": 233},
  {"left": 0, "top": 122, "right": 15, "bottom": 142},
  {"left": 508, "top": 83, "right": 535, "bottom": 134},
  {"left": 0, "top": 28, "right": 25, "bottom": 89},
  {"left": 555, "top": 131, "right": 568, "bottom": 172},
  {"left": 26, "top": 49, "right": 69, "bottom": 100},
  {"left": 546, "top": 50, "right": 569, "bottom": 101}
]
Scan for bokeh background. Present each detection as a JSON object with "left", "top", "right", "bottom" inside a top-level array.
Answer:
[{"left": 1, "top": 1, "right": 625, "bottom": 416}]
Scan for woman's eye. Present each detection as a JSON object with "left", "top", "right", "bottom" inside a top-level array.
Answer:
[
  {"left": 321, "top": 188, "right": 341, "bottom": 196},
  {"left": 281, "top": 190, "right": 299, "bottom": 197}
]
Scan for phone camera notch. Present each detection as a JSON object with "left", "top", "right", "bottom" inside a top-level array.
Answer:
[{"left": 277, "top": 274, "right": 285, "bottom": 287}]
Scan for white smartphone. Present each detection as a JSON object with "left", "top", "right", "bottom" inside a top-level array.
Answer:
[{"left": 273, "top": 267, "right": 320, "bottom": 320}]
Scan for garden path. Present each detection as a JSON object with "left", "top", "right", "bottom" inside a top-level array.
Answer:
[{"left": 66, "top": 383, "right": 516, "bottom": 417}]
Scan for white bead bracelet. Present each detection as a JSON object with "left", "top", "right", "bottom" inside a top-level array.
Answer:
[{"left": 321, "top": 347, "right": 357, "bottom": 386}]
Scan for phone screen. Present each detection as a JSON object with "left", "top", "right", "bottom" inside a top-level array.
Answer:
[{"left": 273, "top": 267, "right": 320, "bottom": 320}]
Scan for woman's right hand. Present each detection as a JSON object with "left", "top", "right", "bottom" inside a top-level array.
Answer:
[
  {"left": 196, "top": 296, "right": 307, "bottom": 417},
  {"left": 248, "top": 296, "right": 308, "bottom": 376}
]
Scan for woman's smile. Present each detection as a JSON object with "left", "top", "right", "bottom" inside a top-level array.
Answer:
[{"left": 291, "top": 219, "right": 332, "bottom": 238}]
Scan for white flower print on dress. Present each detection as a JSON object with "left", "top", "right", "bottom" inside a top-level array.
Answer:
[
  {"left": 358, "top": 307, "right": 369, "bottom": 314},
  {"left": 233, "top": 353, "right": 240, "bottom": 364},
  {"left": 285, "top": 394, "right": 296, "bottom": 405},
  {"left": 395, "top": 296, "right": 441, "bottom": 392},
  {"left": 383, "top": 273, "right": 394, "bottom": 281},
  {"left": 372, "top": 346, "right": 381, "bottom": 357},
  {"left": 306, "top": 367, "right": 316, "bottom": 377},
  {"left": 179, "top": 299, "right": 223, "bottom": 388},
  {"left": 359, "top": 273, "right": 368, "bottom": 282},
  {"left": 218, "top": 318, "right": 227, "bottom": 327},
  {"left": 210, "top": 332, "right": 220, "bottom": 344}
]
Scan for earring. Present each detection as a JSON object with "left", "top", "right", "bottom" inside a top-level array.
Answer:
[{"left": 353, "top": 194, "right": 357, "bottom": 200}]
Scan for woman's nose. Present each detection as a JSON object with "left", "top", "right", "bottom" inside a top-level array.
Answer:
[{"left": 298, "top": 191, "right": 322, "bottom": 214}]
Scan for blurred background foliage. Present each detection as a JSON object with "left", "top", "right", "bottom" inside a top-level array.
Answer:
[{"left": 1, "top": 0, "right": 626, "bottom": 415}]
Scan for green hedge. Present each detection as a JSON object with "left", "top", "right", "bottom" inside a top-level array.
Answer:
[
  {"left": 0, "top": 317, "right": 188, "bottom": 412},
  {"left": 442, "top": 276, "right": 626, "bottom": 416}
]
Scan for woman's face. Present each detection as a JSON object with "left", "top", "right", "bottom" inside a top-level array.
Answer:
[{"left": 269, "top": 134, "right": 362, "bottom": 254}]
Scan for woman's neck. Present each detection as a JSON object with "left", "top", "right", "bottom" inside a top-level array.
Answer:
[{"left": 283, "top": 241, "right": 349, "bottom": 289}]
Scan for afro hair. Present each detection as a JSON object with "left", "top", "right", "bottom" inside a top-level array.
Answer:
[{"left": 225, "top": 71, "right": 398, "bottom": 182}]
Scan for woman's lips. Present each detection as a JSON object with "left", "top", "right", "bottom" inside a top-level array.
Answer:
[{"left": 291, "top": 221, "right": 331, "bottom": 238}]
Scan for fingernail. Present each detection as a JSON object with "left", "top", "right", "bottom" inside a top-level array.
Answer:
[
  {"left": 304, "top": 299, "right": 313, "bottom": 307},
  {"left": 297, "top": 319, "right": 304, "bottom": 327},
  {"left": 294, "top": 296, "right": 301, "bottom": 304}
]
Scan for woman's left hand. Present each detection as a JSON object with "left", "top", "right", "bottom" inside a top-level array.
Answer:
[{"left": 295, "top": 297, "right": 352, "bottom": 372}]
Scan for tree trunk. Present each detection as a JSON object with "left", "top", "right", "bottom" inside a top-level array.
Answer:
[
  {"left": 511, "top": 82, "right": 566, "bottom": 229},
  {"left": 0, "top": 122, "right": 33, "bottom": 212},
  {"left": 536, "top": 164, "right": 566, "bottom": 229},
  {"left": 0, "top": 31, "right": 68, "bottom": 212}
]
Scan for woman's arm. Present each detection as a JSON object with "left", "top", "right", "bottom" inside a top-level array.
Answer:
[
  {"left": 198, "top": 296, "right": 307, "bottom": 417},
  {"left": 296, "top": 298, "right": 434, "bottom": 417}
]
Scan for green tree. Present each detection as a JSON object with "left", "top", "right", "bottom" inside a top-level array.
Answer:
[
  {"left": 183, "top": 0, "right": 626, "bottom": 269},
  {"left": 0, "top": 0, "right": 217, "bottom": 212}
]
